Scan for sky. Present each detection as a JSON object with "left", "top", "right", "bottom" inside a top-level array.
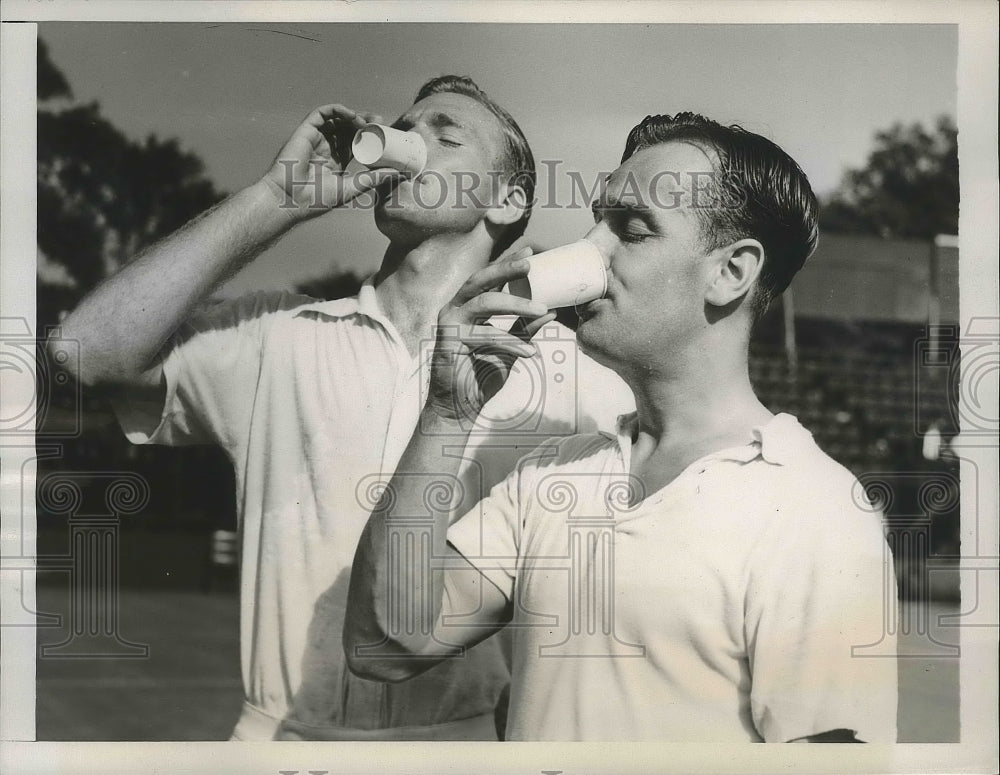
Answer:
[{"left": 39, "top": 22, "right": 958, "bottom": 296}]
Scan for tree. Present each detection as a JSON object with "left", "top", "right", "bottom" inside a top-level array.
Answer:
[
  {"left": 38, "top": 39, "right": 71, "bottom": 101},
  {"left": 37, "top": 40, "right": 227, "bottom": 328},
  {"left": 34, "top": 42, "right": 236, "bottom": 548},
  {"left": 295, "top": 269, "right": 363, "bottom": 301},
  {"left": 820, "top": 116, "right": 958, "bottom": 240}
]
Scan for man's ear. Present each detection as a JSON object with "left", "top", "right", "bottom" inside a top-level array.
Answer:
[
  {"left": 485, "top": 180, "right": 528, "bottom": 227},
  {"left": 705, "top": 238, "right": 764, "bottom": 307}
]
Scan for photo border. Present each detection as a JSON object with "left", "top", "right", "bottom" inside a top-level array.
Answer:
[{"left": 2, "top": 2, "right": 997, "bottom": 774}]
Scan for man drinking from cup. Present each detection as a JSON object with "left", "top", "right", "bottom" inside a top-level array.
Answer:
[
  {"left": 345, "top": 112, "right": 898, "bottom": 742},
  {"left": 50, "top": 76, "right": 634, "bottom": 741}
]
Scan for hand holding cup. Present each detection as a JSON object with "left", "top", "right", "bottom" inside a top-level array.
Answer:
[
  {"left": 427, "top": 248, "right": 556, "bottom": 422},
  {"left": 352, "top": 124, "right": 428, "bottom": 176},
  {"left": 507, "top": 239, "right": 607, "bottom": 309},
  {"left": 263, "top": 104, "right": 402, "bottom": 218}
]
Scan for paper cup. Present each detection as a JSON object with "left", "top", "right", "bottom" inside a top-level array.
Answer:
[
  {"left": 508, "top": 240, "right": 608, "bottom": 309},
  {"left": 351, "top": 123, "right": 427, "bottom": 175}
]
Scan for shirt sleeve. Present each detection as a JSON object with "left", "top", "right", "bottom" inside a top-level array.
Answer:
[
  {"left": 447, "top": 453, "right": 536, "bottom": 603},
  {"left": 744, "top": 481, "right": 899, "bottom": 744},
  {"left": 113, "top": 290, "right": 311, "bottom": 451}
]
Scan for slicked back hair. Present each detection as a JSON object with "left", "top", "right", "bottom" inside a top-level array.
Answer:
[
  {"left": 414, "top": 75, "right": 536, "bottom": 259},
  {"left": 622, "top": 113, "right": 819, "bottom": 321}
]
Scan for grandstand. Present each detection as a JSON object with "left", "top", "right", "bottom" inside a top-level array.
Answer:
[{"left": 752, "top": 233, "right": 961, "bottom": 603}]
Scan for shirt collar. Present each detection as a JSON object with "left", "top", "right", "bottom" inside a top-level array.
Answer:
[
  {"left": 751, "top": 412, "right": 813, "bottom": 465},
  {"left": 292, "top": 275, "right": 385, "bottom": 322},
  {"left": 292, "top": 275, "right": 414, "bottom": 355},
  {"left": 355, "top": 276, "right": 386, "bottom": 322},
  {"left": 608, "top": 410, "right": 811, "bottom": 468}
]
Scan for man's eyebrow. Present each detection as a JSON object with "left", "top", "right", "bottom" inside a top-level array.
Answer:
[
  {"left": 426, "top": 111, "right": 466, "bottom": 131},
  {"left": 591, "top": 197, "right": 651, "bottom": 215},
  {"left": 392, "top": 111, "right": 467, "bottom": 133}
]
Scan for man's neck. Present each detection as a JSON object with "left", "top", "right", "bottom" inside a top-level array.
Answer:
[
  {"left": 373, "top": 232, "right": 492, "bottom": 355},
  {"left": 624, "top": 331, "right": 772, "bottom": 472}
]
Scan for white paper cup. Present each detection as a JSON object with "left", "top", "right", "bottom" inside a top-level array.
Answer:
[
  {"left": 507, "top": 239, "right": 608, "bottom": 309},
  {"left": 351, "top": 123, "right": 427, "bottom": 175}
]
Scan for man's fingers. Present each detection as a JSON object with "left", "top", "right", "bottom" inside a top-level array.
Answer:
[
  {"left": 309, "top": 103, "right": 362, "bottom": 128},
  {"left": 462, "top": 325, "right": 536, "bottom": 358},
  {"left": 300, "top": 104, "right": 370, "bottom": 168},
  {"left": 453, "top": 250, "right": 534, "bottom": 305},
  {"left": 461, "top": 291, "right": 548, "bottom": 323},
  {"left": 358, "top": 111, "right": 385, "bottom": 127},
  {"left": 515, "top": 311, "right": 558, "bottom": 342},
  {"left": 495, "top": 242, "right": 534, "bottom": 265}
]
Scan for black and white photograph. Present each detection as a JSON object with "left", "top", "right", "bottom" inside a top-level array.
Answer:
[{"left": 1, "top": 2, "right": 997, "bottom": 774}]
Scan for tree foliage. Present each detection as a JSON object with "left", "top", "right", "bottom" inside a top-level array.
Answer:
[
  {"left": 38, "top": 39, "right": 72, "bottom": 101},
  {"left": 820, "top": 116, "right": 958, "bottom": 240},
  {"left": 37, "top": 40, "right": 227, "bottom": 325},
  {"left": 295, "top": 270, "right": 364, "bottom": 301}
]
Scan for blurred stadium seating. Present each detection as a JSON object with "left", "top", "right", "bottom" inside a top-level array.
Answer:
[
  {"left": 34, "top": 314, "right": 961, "bottom": 601},
  {"left": 750, "top": 313, "right": 962, "bottom": 602}
]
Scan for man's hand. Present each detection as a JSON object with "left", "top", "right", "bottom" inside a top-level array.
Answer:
[
  {"left": 426, "top": 246, "right": 555, "bottom": 423},
  {"left": 261, "top": 103, "right": 402, "bottom": 219}
]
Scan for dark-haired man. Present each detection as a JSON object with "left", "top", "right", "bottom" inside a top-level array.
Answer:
[
  {"left": 52, "top": 76, "right": 634, "bottom": 740},
  {"left": 345, "top": 113, "right": 898, "bottom": 742}
]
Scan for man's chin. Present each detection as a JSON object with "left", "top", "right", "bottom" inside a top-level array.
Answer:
[
  {"left": 373, "top": 205, "right": 444, "bottom": 250},
  {"left": 373, "top": 195, "right": 416, "bottom": 230},
  {"left": 576, "top": 334, "right": 621, "bottom": 375},
  {"left": 575, "top": 310, "right": 603, "bottom": 350},
  {"left": 373, "top": 178, "right": 406, "bottom": 213},
  {"left": 576, "top": 302, "right": 621, "bottom": 362}
]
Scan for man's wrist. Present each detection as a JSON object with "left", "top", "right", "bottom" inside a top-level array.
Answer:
[
  {"left": 419, "top": 404, "right": 475, "bottom": 437},
  {"left": 251, "top": 176, "right": 316, "bottom": 228}
]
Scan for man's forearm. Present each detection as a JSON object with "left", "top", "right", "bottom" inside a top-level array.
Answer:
[
  {"left": 346, "top": 254, "right": 542, "bottom": 680},
  {"left": 345, "top": 408, "right": 471, "bottom": 680},
  {"left": 55, "top": 179, "right": 300, "bottom": 387}
]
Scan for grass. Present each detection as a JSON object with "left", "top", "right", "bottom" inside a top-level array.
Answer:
[{"left": 33, "top": 585, "right": 959, "bottom": 742}]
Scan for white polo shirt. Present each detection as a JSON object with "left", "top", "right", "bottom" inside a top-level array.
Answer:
[
  {"left": 114, "top": 282, "right": 634, "bottom": 740},
  {"left": 447, "top": 412, "right": 898, "bottom": 742}
]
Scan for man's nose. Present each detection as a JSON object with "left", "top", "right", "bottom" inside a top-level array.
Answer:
[{"left": 583, "top": 224, "right": 615, "bottom": 269}]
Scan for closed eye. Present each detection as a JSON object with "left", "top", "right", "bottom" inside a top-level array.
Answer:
[{"left": 604, "top": 211, "right": 654, "bottom": 243}]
